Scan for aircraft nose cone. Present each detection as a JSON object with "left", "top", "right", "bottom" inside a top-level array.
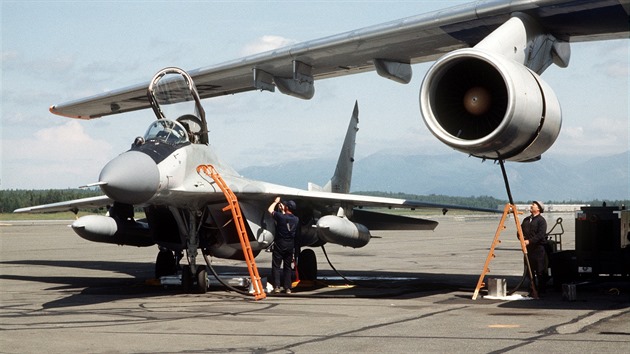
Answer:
[{"left": 99, "top": 151, "right": 159, "bottom": 205}]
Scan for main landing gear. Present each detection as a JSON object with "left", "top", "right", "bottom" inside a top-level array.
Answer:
[{"left": 297, "top": 249, "right": 318, "bottom": 281}]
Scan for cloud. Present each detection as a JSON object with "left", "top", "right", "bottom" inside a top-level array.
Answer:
[
  {"left": 605, "top": 61, "right": 629, "bottom": 78},
  {"left": 2, "top": 121, "right": 114, "bottom": 188},
  {"left": 240, "top": 35, "right": 298, "bottom": 56},
  {"left": 2, "top": 50, "right": 76, "bottom": 79},
  {"left": 553, "top": 116, "right": 628, "bottom": 156},
  {"left": 34, "top": 121, "right": 89, "bottom": 144},
  {"left": 591, "top": 39, "right": 629, "bottom": 78},
  {"left": 1, "top": 50, "right": 19, "bottom": 63},
  {"left": 562, "top": 126, "right": 584, "bottom": 139}
]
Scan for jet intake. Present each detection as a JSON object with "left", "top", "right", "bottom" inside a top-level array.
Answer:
[
  {"left": 316, "top": 215, "right": 370, "bottom": 248},
  {"left": 71, "top": 215, "right": 154, "bottom": 247},
  {"left": 419, "top": 48, "right": 562, "bottom": 162}
]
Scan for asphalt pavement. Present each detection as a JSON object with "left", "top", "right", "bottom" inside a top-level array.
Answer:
[{"left": 1, "top": 215, "right": 628, "bottom": 353}]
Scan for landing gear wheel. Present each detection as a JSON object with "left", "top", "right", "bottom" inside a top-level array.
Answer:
[
  {"left": 196, "top": 265, "right": 208, "bottom": 294},
  {"left": 181, "top": 265, "right": 193, "bottom": 293},
  {"left": 155, "top": 249, "right": 177, "bottom": 279},
  {"left": 298, "top": 249, "right": 317, "bottom": 281}
]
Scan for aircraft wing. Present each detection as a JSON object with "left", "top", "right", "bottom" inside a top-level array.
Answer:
[
  {"left": 235, "top": 187, "right": 500, "bottom": 214},
  {"left": 50, "top": 0, "right": 629, "bottom": 119},
  {"left": 11, "top": 187, "right": 495, "bottom": 215},
  {"left": 13, "top": 195, "right": 113, "bottom": 214},
  {"left": 231, "top": 188, "right": 500, "bottom": 233}
]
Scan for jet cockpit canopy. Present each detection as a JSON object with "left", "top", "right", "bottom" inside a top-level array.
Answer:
[
  {"left": 147, "top": 67, "right": 208, "bottom": 144},
  {"left": 144, "top": 119, "right": 189, "bottom": 145}
]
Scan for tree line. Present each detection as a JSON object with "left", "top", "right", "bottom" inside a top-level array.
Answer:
[
  {"left": 0, "top": 189, "right": 102, "bottom": 213},
  {"left": 1, "top": 189, "right": 627, "bottom": 214},
  {"left": 354, "top": 191, "right": 506, "bottom": 209},
  {"left": 354, "top": 191, "right": 628, "bottom": 210}
]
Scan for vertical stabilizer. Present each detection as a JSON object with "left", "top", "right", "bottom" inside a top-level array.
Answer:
[{"left": 323, "top": 101, "right": 359, "bottom": 194}]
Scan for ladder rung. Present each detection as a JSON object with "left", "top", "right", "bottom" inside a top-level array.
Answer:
[
  {"left": 197, "top": 164, "right": 267, "bottom": 300},
  {"left": 472, "top": 203, "right": 530, "bottom": 300}
]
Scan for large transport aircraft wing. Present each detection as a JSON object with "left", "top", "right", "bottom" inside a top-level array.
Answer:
[{"left": 50, "top": 0, "right": 629, "bottom": 119}]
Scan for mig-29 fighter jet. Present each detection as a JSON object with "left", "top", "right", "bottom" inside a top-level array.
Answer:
[
  {"left": 17, "top": 0, "right": 628, "bottom": 294},
  {"left": 16, "top": 68, "right": 497, "bottom": 294}
]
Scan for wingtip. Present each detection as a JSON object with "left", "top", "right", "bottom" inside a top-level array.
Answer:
[{"left": 49, "top": 105, "right": 90, "bottom": 119}]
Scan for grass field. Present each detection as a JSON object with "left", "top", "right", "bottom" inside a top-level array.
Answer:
[{"left": 0, "top": 212, "right": 89, "bottom": 221}]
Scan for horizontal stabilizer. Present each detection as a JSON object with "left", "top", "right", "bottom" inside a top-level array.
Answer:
[{"left": 351, "top": 209, "right": 438, "bottom": 231}]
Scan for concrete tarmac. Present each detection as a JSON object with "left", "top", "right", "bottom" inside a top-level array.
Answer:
[{"left": 1, "top": 215, "right": 629, "bottom": 353}]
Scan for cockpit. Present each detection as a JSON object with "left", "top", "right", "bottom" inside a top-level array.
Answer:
[
  {"left": 144, "top": 119, "right": 189, "bottom": 145},
  {"left": 130, "top": 68, "right": 209, "bottom": 158}
]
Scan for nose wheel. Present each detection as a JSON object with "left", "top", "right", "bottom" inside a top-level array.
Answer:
[
  {"left": 196, "top": 266, "right": 208, "bottom": 293},
  {"left": 181, "top": 265, "right": 209, "bottom": 293}
]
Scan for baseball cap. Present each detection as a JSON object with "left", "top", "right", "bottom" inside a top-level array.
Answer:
[{"left": 282, "top": 200, "right": 297, "bottom": 212}]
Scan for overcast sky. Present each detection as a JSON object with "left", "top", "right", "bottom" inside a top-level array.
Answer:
[{"left": 1, "top": 1, "right": 628, "bottom": 190}]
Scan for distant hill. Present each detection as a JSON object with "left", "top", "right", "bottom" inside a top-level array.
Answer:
[{"left": 239, "top": 151, "right": 629, "bottom": 201}]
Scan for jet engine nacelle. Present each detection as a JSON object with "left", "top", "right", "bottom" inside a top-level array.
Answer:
[
  {"left": 420, "top": 48, "right": 562, "bottom": 162},
  {"left": 316, "top": 215, "right": 370, "bottom": 248},
  {"left": 71, "top": 215, "right": 154, "bottom": 247}
]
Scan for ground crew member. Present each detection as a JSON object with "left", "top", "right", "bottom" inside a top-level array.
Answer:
[
  {"left": 521, "top": 201, "right": 548, "bottom": 295},
  {"left": 268, "top": 197, "right": 299, "bottom": 294}
]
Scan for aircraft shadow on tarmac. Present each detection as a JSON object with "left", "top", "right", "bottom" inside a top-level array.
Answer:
[
  {"left": 1, "top": 259, "right": 485, "bottom": 307},
  {"left": 1, "top": 259, "right": 169, "bottom": 309},
  {"left": 2, "top": 259, "right": 627, "bottom": 311}
]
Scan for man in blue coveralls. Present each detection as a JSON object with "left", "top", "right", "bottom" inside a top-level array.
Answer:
[{"left": 268, "top": 196, "right": 299, "bottom": 294}]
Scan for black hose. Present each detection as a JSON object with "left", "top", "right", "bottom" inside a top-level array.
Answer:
[
  {"left": 508, "top": 257, "right": 528, "bottom": 295},
  {"left": 321, "top": 245, "right": 353, "bottom": 284},
  {"left": 202, "top": 253, "right": 256, "bottom": 297}
]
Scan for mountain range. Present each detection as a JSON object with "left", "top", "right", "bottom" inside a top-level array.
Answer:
[{"left": 239, "top": 151, "right": 629, "bottom": 201}]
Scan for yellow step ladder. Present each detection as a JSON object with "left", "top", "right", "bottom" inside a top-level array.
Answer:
[
  {"left": 197, "top": 164, "right": 266, "bottom": 300},
  {"left": 472, "top": 203, "right": 537, "bottom": 300}
]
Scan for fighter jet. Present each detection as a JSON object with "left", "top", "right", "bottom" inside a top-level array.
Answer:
[
  {"left": 15, "top": 67, "right": 497, "bottom": 294},
  {"left": 15, "top": 0, "right": 629, "bottom": 294}
]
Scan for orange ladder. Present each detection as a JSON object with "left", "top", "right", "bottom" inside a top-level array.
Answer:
[
  {"left": 197, "top": 164, "right": 266, "bottom": 300},
  {"left": 472, "top": 203, "right": 536, "bottom": 300}
]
